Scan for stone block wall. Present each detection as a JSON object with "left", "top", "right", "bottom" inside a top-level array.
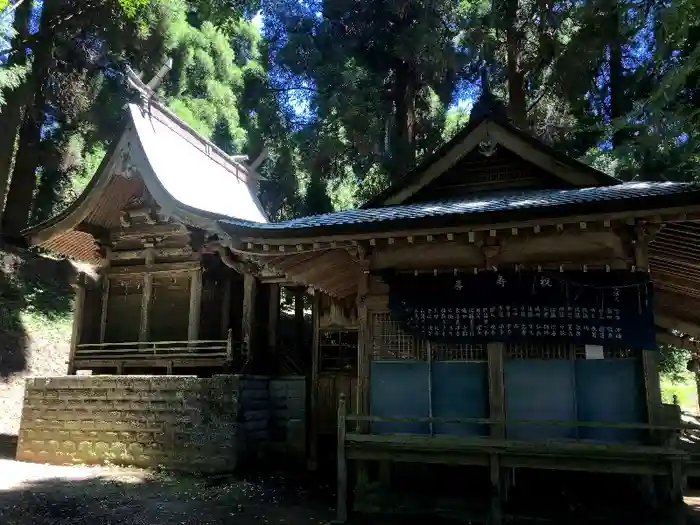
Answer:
[
  {"left": 269, "top": 376, "right": 306, "bottom": 458},
  {"left": 15, "top": 375, "right": 269, "bottom": 473}
]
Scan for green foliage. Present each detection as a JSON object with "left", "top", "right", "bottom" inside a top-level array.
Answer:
[
  {"left": 660, "top": 344, "right": 693, "bottom": 385},
  {"left": 0, "top": 64, "right": 25, "bottom": 107}
]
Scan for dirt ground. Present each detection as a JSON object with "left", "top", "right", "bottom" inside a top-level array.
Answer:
[
  {"left": 2, "top": 454, "right": 700, "bottom": 525},
  {"left": 0, "top": 459, "right": 336, "bottom": 525}
]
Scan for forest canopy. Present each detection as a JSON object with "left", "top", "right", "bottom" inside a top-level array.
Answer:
[{"left": 0, "top": 0, "right": 699, "bottom": 234}]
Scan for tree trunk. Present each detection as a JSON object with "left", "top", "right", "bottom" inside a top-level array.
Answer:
[
  {"left": 390, "top": 60, "right": 417, "bottom": 182},
  {"left": 1, "top": 4, "right": 55, "bottom": 236},
  {"left": 505, "top": 0, "right": 527, "bottom": 128},
  {"left": 609, "top": 0, "right": 624, "bottom": 150},
  {"left": 0, "top": 0, "right": 32, "bottom": 229}
]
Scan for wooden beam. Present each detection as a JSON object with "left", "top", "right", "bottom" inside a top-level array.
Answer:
[
  {"left": 68, "top": 273, "right": 87, "bottom": 375},
  {"left": 110, "top": 246, "right": 192, "bottom": 261},
  {"left": 656, "top": 314, "right": 700, "bottom": 339},
  {"left": 268, "top": 283, "right": 280, "bottom": 351},
  {"left": 107, "top": 261, "right": 199, "bottom": 277},
  {"left": 188, "top": 266, "right": 203, "bottom": 341},
  {"left": 242, "top": 273, "right": 257, "bottom": 361},
  {"left": 657, "top": 332, "right": 698, "bottom": 353}
]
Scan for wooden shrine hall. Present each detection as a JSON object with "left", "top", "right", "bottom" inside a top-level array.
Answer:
[
  {"left": 21, "top": 77, "right": 700, "bottom": 522},
  {"left": 213, "top": 95, "right": 700, "bottom": 521},
  {"left": 21, "top": 89, "right": 309, "bottom": 376}
]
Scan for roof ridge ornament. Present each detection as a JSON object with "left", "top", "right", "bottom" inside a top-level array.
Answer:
[{"left": 124, "top": 59, "right": 173, "bottom": 104}]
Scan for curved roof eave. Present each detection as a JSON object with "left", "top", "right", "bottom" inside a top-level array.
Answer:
[
  {"left": 126, "top": 103, "right": 269, "bottom": 226},
  {"left": 23, "top": 102, "right": 271, "bottom": 251},
  {"left": 22, "top": 127, "right": 130, "bottom": 246}
]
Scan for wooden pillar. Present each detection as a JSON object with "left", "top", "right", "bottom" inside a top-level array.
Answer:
[
  {"left": 68, "top": 272, "right": 87, "bottom": 375},
  {"left": 636, "top": 223, "right": 662, "bottom": 433},
  {"left": 99, "top": 274, "right": 109, "bottom": 344},
  {"left": 488, "top": 342, "right": 506, "bottom": 438},
  {"left": 308, "top": 292, "right": 320, "bottom": 471},
  {"left": 188, "top": 267, "right": 203, "bottom": 342},
  {"left": 357, "top": 267, "right": 371, "bottom": 421},
  {"left": 98, "top": 248, "right": 111, "bottom": 344},
  {"left": 336, "top": 393, "right": 348, "bottom": 524},
  {"left": 490, "top": 454, "right": 503, "bottom": 525},
  {"left": 294, "top": 287, "right": 305, "bottom": 354},
  {"left": 242, "top": 272, "right": 257, "bottom": 361},
  {"left": 644, "top": 350, "right": 662, "bottom": 427},
  {"left": 355, "top": 264, "right": 372, "bottom": 502},
  {"left": 220, "top": 274, "right": 232, "bottom": 338},
  {"left": 138, "top": 250, "right": 155, "bottom": 342},
  {"left": 268, "top": 283, "right": 280, "bottom": 351}
]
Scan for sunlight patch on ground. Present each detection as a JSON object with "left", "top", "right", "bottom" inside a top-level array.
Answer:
[{"left": 0, "top": 459, "right": 145, "bottom": 491}]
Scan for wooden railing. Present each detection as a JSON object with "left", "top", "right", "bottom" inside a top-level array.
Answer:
[
  {"left": 333, "top": 394, "right": 697, "bottom": 523},
  {"left": 75, "top": 329, "right": 238, "bottom": 361}
]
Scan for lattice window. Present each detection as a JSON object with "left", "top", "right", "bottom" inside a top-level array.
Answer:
[
  {"left": 430, "top": 342, "right": 486, "bottom": 362},
  {"left": 370, "top": 312, "right": 485, "bottom": 362},
  {"left": 371, "top": 313, "right": 423, "bottom": 361},
  {"left": 507, "top": 343, "right": 637, "bottom": 360},
  {"left": 319, "top": 330, "right": 358, "bottom": 373}
]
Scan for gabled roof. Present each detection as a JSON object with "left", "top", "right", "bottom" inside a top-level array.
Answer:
[
  {"left": 363, "top": 111, "right": 618, "bottom": 208},
  {"left": 23, "top": 100, "right": 267, "bottom": 263}
]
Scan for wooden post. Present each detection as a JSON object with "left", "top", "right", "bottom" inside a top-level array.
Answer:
[
  {"left": 490, "top": 454, "right": 503, "bottom": 525},
  {"left": 188, "top": 267, "right": 203, "bottom": 342},
  {"left": 68, "top": 272, "right": 87, "bottom": 375},
  {"left": 242, "top": 273, "right": 257, "bottom": 361},
  {"left": 99, "top": 274, "right": 109, "bottom": 343},
  {"left": 636, "top": 224, "right": 663, "bottom": 441},
  {"left": 643, "top": 350, "right": 662, "bottom": 441},
  {"left": 220, "top": 274, "right": 232, "bottom": 338},
  {"left": 294, "top": 287, "right": 305, "bottom": 354},
  {"left": 355, "top": 263, "right": 371, "bottom": 501},
  {"left": 268, "top": 283, "right": 280, "bottom": 352},
  {"left": 226, "top": 328, "right": 233, "bottom": 362},
  {"left": 488, "top": 342, "right": 506, "bottom": 439},
  {"left": 337, "top": 393, "right": 348, "bottom": 524},
  {"left": 308, "top": 292, "right": 320, "bottom": 471},
  {"left": 356, "top": 266, "right": 371, "bottom": 424},
  {"left": 139, "top": 248, "right": 155, "bottom": 343}
]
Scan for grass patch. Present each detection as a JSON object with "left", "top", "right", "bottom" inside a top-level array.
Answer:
[{"left": 661, "top": 371, "right": 698, "bottom": 414}]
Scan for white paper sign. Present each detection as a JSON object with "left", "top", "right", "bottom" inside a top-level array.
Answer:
[{"left": 584, "top": 344, "right": 604, "bottom": 360}]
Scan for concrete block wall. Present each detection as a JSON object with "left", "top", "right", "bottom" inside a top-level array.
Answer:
[
  {"left": 269, "top": 376, "right": 306, "bottom": 458},
  {"left": 15, "top": 375, "right": 267, "bottom": 473}
]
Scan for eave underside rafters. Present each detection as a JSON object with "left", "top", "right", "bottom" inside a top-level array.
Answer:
[{"left": 241, "top": 212, "right": 700, "bottom": 355}]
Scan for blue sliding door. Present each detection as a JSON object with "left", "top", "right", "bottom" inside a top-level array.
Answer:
[
  {"left": 370, "top": 361, "right": 430, "bottom": 434},
  {"left": 575, "top": 359, "right": 645, "bottom": 443},
  {"left": 432, "top": 362, "right": 489, "bottom": 436},
  {"left": 504, "top": 359, "right": 577, "bottom": 441}
]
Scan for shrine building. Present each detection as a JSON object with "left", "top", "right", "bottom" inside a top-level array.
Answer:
[{"left": 18, "top": 78, "right": 700, "bottom": 522}]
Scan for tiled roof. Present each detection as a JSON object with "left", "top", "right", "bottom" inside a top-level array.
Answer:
[{"left": 218, "top": 181, "right": 700, "bottom": 234}]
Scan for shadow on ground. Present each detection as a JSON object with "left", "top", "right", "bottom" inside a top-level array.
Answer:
[
  {"left": 0, "top": 465, "right": 336, "bottom": 525},
  {"left": 0, "top": 244, "right": 74, "bottom": 379}
]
